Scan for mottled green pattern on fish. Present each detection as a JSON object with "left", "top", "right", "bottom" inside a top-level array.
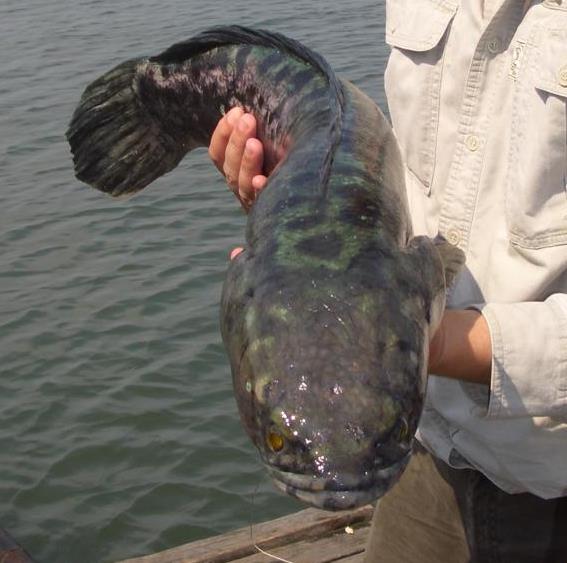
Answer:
[{"left": 67, "top": 26, "right": 465, "bottom": 511}]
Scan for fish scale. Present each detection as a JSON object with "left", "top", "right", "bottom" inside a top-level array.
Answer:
[{"left": 67, "top": 25, "right": 465, "bottom": 511}]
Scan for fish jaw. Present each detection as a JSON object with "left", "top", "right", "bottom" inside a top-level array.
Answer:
[{"left": 265, "top": 453, "right": 410, "bottom": 510}]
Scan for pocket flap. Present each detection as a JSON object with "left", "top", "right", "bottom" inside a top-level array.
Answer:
[
  {"left": 535, "top": 29, "right": 567, "bottom": 99},
  {"left": 386, "top": 0, "right": 458, "bottom": 52}
]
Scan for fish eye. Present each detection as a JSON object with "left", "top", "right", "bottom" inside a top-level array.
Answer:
[{"left": 267, "top": 431, "right": 286, "bottom": 453}]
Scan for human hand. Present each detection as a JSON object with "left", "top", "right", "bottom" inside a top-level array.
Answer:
[{"left": 209, "top": 107, "right": 268, "bottom": 211}]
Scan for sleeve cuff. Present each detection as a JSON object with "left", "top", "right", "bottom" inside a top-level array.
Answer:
[{"left": 471, "top": 295, "right": 567, "bottom": 419}]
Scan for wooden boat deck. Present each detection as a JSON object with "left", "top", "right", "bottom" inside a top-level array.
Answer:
[{"left": 117, "top": 505, "right": 373, "bottom": 563}]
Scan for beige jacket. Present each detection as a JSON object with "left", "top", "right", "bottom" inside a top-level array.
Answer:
[{"left": 385, "top": 0, "right": 567, "bottom": 498}]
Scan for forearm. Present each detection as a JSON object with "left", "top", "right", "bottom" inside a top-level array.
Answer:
[
  {"left": 428, "top": 309, "right": 492, "bottom": 385},
  {"left": 429, "top": 296, "right": 567, "bottom": 418}
]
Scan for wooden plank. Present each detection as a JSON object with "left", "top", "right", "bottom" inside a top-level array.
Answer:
[
  {"left": 235, "top": 521, "right": 370, "bottom": 563},
  {"left": 0, "top": 528, "right": 36, "bottom": 563},
  {"left": 117, "top": 505, "right": 373, "bottom": 563},
  {"left": 332, "top": 553, "right": 365, "bottom": 563}
]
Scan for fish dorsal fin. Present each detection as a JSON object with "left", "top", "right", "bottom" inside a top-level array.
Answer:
[
  {"left": 152, "top": 26, "right": 345, "bottom": 195},
  {"left": 152, "top": 26, "right": 339, "bottom": 90},
  {"left": 67, "top": 26, "right": 345, "bottom": 197}
]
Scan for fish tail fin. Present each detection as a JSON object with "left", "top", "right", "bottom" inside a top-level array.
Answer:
[
  {"left": 66, "top": 58, "right": 190, "bottom": 196},
  {"left": 67, "top": 26, "right": 344, "bottom": 197}
]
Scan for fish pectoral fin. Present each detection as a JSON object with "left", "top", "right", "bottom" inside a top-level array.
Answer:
[
  {"left": 405, "top": 235, "right": 464, "bottom": 331},
  {"left": 432, "top": 234, "right": 466, "bottom": 289}
]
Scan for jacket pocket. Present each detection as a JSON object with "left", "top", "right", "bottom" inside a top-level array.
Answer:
[
  {"left": 385, "top": 0, "right": 457, "bottom": 193},
  {"left": 507, "top": 28, "right": 567, "bottom": 249}
]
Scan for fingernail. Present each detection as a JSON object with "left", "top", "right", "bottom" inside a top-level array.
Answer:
[
  {"left": 243, "top": 112, "right": 258, "bottom": 130},
  {"left": 230, "top": 247, "right": 244, "bottom": 260},
  {"left": 227, "top": 108, "right": 242, "bottom": 125},
  {"left": 252, "top": 176, "right": 267, "bottom": 190}
]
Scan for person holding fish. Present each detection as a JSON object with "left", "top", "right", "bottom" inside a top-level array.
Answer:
[
  {"left": 208, "top": 2, "right": 567, "bottom": 562},
  {"left": 67, "top": 3, "right": 566, "bottom": 561}
]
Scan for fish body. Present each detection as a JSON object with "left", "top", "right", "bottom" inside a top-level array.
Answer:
[{"left": 67, "top": 26, "right": 464, "bottom": 510}]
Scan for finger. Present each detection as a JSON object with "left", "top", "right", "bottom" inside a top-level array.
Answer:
[
  {"left": 252, "top": 175, "right": 268, "bottom": 192},
  {"left": 223, "top": 113, "right": 257, "bottom": 192},
  {"left": 240, "top": 173, "right": 268, "bottom": 211},
  {"left": 238, "top": 138, "right": 264, "bottom": 206},
  {"left": 209, "top": 107, "right": 243, "bottom": 173},
  {"left": 230, "top": 247, "right": 244, "bottom": 260}
]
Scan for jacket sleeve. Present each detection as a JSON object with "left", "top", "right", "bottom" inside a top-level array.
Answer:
[{"left": 473, "top": 294, "right": 567, "bottom": 418}]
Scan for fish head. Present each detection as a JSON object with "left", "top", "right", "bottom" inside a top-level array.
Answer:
[
  {"left": 223, "top": 267, "right": 431, "bottom": 510},
  {"left": 260, "top": 377, "right": 417, "bottom": 511}
]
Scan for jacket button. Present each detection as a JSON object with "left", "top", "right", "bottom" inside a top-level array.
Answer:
[
  {"left": 447, "top": 229, "right": 461, "bottom": 246},
  {"left": 487, "top": 38, "right": 501, "bottom": 54},
  {"left": 465, "top": 135, "right": 480, "bottom": 152},
  {"left": 558, "top": 65, "right": 567, "bottom": 88}
]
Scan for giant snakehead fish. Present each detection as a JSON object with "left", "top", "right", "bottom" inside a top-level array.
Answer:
[{"left": 67, "top": 26, "right": 465, "bottom": 511}]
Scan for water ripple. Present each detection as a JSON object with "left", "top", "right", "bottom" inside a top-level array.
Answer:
[{"left": 0, "top": 1, "right": 387, "bottom": 561}]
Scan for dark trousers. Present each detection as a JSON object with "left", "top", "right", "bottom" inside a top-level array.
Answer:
[{"left": 364, "top": 444, "right": 567, "bottom": 563}]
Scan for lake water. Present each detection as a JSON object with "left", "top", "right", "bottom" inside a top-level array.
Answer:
[{"left": 0, "top": 1, "right": 389, "bottom": 561}]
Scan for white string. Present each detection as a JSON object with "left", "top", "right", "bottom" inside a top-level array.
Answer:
[
  {"left": 253, "top": 542, "right": 296, "bottom": 563},
  {"left": 249, "top": 477, "right": 297, "bottom": 563}
]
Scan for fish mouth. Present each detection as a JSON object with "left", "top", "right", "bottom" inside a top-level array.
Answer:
[{"left": 265, "top": 454, "right": 410, "bottom": 511}]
